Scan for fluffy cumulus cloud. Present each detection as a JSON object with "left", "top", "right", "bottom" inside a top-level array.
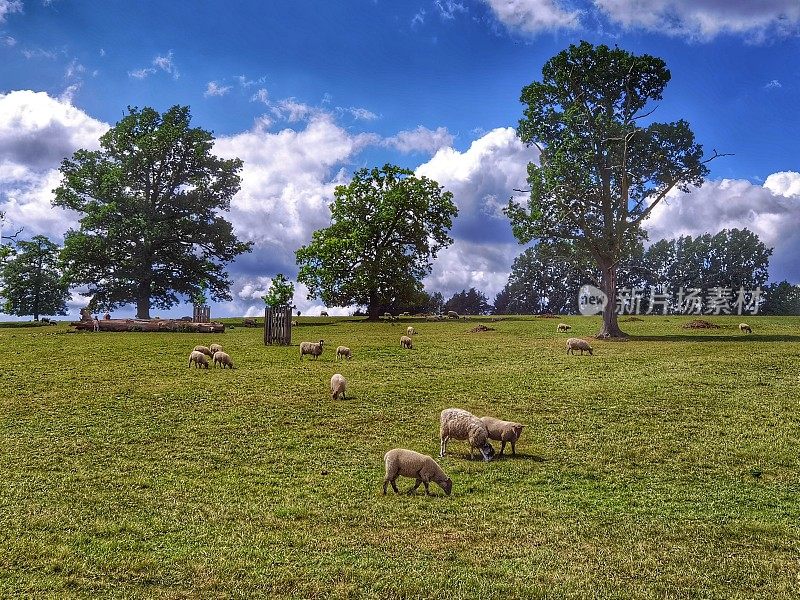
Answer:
[
  {"left": 483, "top": 0, "right": 582, "bottom": 33},
  {"left": 594, "top": 0, "right": 800, "bottom": 40},
  {"left": 384, "top": 125, "right": 454, "bottom": 155},
  {"left": 0, "top": 90, "right": 108, "bottom": 239},
  {"left": 416, "top": 127, "right": 539, "bottom": 299},
  {"left": 0, "top": 0, "right": 22, "bottom": 23},
  {"left": 212, "top": 114, "right": 378, "bottom": 315},
  {"left": 645, "top": 172, "right": 800, "bottom": 283}
]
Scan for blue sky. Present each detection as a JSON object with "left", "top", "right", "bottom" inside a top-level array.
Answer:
[{"left": 1, "top": 0, "right": 799, "bottom": 317}]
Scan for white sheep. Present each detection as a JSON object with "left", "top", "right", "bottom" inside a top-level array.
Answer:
[
  {"left": 557, "top": 323, "right": 572, "bottom": 332},
  {"left": 439, "top": 408, "right": 495, "bottom": 461},
  {"left": 566, "top": 338, "right": 593, "bottom": 355},
  {"left": 300, "top": 339, "right": 324, "bottom": 360},
  {"left": 383, "top": 449, "right": 452, "bottom": 496},
  {"left": 406, "top": 326, "right": 415, "bottom": 337},
  {"left": 739, "top": 323, "right": 753, "bottom": 334},
  {"left": 447, "top": 311, "right": 460, "bottom": 319},
  {"left": 331, "top": 373, "right": 347, "bottom": 400},
  {"left": 213, "top": 350, "right": 235, "bottom": 369},
  {"left": 210, "top": 343, "right": 223, "bottom": 355},
  {"left": 336, "top": 346, "right": 352, "bottom": 360},
  {"left": 480, "top": 416, "right": 524, "bottom": 456},
  {"left": 188, "top": 350, "right": 209, "bottom": 369},
  {"left": 400, "top": 335, "right": 413, "bottom": 349},
  {"left": 193, "top": 345, "right": 213, "bottom": 357}
]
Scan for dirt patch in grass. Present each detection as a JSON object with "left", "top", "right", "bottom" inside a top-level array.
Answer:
[
  {"left": 468, "top": 324, "right": 495, "bottom": 333},
  {"left": 683, "top": 319, "right": 720, "bottom": 329}
]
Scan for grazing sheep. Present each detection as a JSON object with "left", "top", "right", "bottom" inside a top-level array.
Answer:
[
  {"left": 300, "top": 339, "right": 324, "bottom": 360},
  {"left": 439, "top": 408, "right": 495, "bottom": 462},
  {"left": 400, "top": 335, "right": 413, "bottom": 349},
  {"left": 193, "top": 345, "right": 213, "bottom": 357},
  {"left": 210, "top": 343, "right": 223, "bottom": 355},
  {"left": 480, "top": 417, "right": 524, "bottom": 456},
  {"left": 331, "top": 373, "right": 347, "bottom": 400},
  {"left": 400, "top": 312, "right": 410, "bottom": 317},
  {"left": 243, "top": 317, "right": 257, "bottom": 327},
  {"left": 447, "top": 311, "right": 460, "bottom": 319},
  {"left": 188, "top": 350, "right": 209, "bottom": 369},
  {"left": 383, "top": 449, "right": 452, "bottom": 496},
  {"left": 557, "top": 323, "right": 572, "bottom": 332},
  {"left": 739, "top": 323, "right": 753, "bottom": 334},
  {"left": 213, "top": 351, "right": 235, "bottom": 369},
  {"left": 291, "top": 320, "right": 298, "bottom": 326},
  {"left": 320, "top": 311, "right": 329, "bottom": 317},
  {"left": 566, "top": 338, "right": 593, "bottom": 355},
  {"left": 406, "top": 326, "right": 415, "bottom": 336},
  {"left": 336, "top": 346, "right": 352, "bottom": 360}
]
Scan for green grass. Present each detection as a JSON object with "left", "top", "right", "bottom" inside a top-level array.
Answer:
[{"left": 1, "top": 315, "right": 799, "bottom": 598}]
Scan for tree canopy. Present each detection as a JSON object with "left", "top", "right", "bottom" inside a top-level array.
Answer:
[
  {"left": 443, "top": 287, "right": 491, "bottom": 315},
  {"left": 0, "top": 235, "right": 70, "bottom": 321},
  {"left": 262, "top": 273, "right": 295, "bottom": 308},
  {"left": 296, "top": 164, "right": 457, "bottom": 320},
  {"left": 507, "top": 41, "right": 719, "bottom": 336},
  {"left": 53, "top": 105, "right": 251, "bottom": 319}
]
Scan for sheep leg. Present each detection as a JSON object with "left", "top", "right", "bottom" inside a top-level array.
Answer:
[
  {"left": 423, "top": 481, "right": 433, "bottom": 496},
  {"left": 499, "top": 440, "right": 506, "bottom": 456},
  {"left": 408, "top": 479, "right": 423, "bottom": 494},
  {"left": 439, "top": 438, "right": 448, "bottom": 457},
  {"left": 511, "top": 440, "right": 516, "bottom": 455}
]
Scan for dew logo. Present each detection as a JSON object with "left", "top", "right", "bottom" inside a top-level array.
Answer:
[{"left": 578, "top": 284, "right": 608, "bottom": 316}]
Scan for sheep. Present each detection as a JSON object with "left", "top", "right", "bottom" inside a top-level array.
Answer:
[
  {"left": 566, "top": 338, "right": 593, "bottom": 355},
  {"left": 439, "top": 408, "right": 495, "bottom": 462},
  {"left": 209, "top": 343, "right": 223, "bottom": 355},
  {"left": 213, "top": 350, "right": 235, "bottom": 369},
  {"left": 193, "top": 345, "right": 213, "bottom": 357},
  {"left": 188, "top": 350, "right": 209, "bottom": 369},
  {"left": 300, "top": 339, "right": 324, "bottom": 360},
  {"left": 557, "top": 323, "right": 572, "bottom": 332},
  {"left": 739, "top": 323, "right": 753, "bottom": 334},
  {"left": 336, "top": 346, "right": 352, "bottom": 360},
  {"left": 331, "top": 373, "right": 347, "bottom": 400},
  {"left": 320, "top": 311, "right": 329, "bottom": 317},
  {"left": 480, "top": 416, "right": 524, "bottom": 456},
  {"left": 291, "top": 320, "right": 298, "bottom": 326},
  {"left": 243, "top": 317, "right": 257, "bottom": 327},
  {"left": 383, "top": 449, "right": 452, "bottom": 496},
  {"left": 406, "top": 326, "right": 415, "bottom": 336},
  {"left": 400, "top": 335, "right": 413, "bottom": 349},
  {"left": 447, "top": 311, "right": 460, "bottom": 319}
]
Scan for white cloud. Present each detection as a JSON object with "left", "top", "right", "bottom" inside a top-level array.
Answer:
[
  {"left": 646, "top": 173, "right": 800, "bottom": 283},
  {"left": 1, "top": 34, "right": 16, "bottom": 46},
  {"left": 339, "top": 106, "right": 379, "bottom": 121},
  {"left": 0, "top": 91, "right": 108, "bottom": 240},
  {"left": 0, "top": 0, "right": 21, "bottom": 23},
  {"left": 250, "top": 88, "right": 269, "bottom": 104},
  {"left": 594, "top": 0, "right": 800, "bottom": 41},
  {"left": 236, "top": 74, "right": 266, "bottom": 88},
  {"left": 65, "top": 59, "right": 85, "bottom": 79},
  {"left": 483, "top": 0, "right": 582, "bottom": 33},
  {"left": 129, "top": 50, "right": 179, "bottom": 80},
  {"left": 412, "top": 8, "right": 426, "bottom": 27},
  {"left": 384, "top": 125, "right": 454, "bottom": 154},
  {"left": 271, "top": 98, "right": 320, "bottom": 122},
  {"left": 764, "top": 79, "right": 782, "bottom": 89},
  {"left": 416, "top": 127, "right": 540, "bottom": 298},
  {"left": 435, "top": 0, "right": 467, "bottom": 19},
  {"left": 204, "top": 81, "right": 232, "bottom": 97},
  {"left": 22, "top": 47, "right": 58, "bottom": 59}
]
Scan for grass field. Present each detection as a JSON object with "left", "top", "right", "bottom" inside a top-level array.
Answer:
[{"left": 1, "top": 315, "right": 799, "bottom": 599}]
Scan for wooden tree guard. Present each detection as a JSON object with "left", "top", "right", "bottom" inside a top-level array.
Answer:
[
  {"left": 264, "top": 305, "right": 292, "bottom": 345},
  {"left": 193, "top": 304, "right": 211, "bottom": 323}
]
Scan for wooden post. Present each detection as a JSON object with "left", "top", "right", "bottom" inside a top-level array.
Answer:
[{"left": 193, "top": 304, "right": 210, "bottom": 323}]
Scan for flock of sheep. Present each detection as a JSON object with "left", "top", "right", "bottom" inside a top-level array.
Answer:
[
  {"left": 188, "top": 343, "right": 235, "bottom": 369},
  {"left": 185, "top": 317, "right": 755, "bottom": 497}
]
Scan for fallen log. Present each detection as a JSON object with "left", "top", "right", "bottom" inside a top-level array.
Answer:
[{"left": 71, "top": 318, "right": 225, "bottom": 333}]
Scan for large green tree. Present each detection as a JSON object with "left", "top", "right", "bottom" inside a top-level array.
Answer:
[
  {"left": 53, "top": 105, "right": 251, "bottom": 319},
  {"left": 0, "top": 235, "right": 70, "bottom": 321},
  {"left": 507, "top": 42, "right": 722, "bottom": 337},
  {"left": 296, "top": 164, "right": 458, "bottom": 320}
]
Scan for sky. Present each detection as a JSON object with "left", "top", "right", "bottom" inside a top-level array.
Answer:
[{"left": 0, "top": 0, "right": 799, "bottom": 318}]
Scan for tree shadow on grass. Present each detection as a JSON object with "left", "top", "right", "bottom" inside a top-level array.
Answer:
[
  {"left": 497, "top": 453, "right": 547, "bottom": 462},
  {"left": 628, "top": 334, "right": 800, "bottom": 343}
]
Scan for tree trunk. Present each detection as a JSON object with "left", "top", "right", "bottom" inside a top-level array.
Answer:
[
  {"left": 597, "top": 259, "right": 627, "bottom": 338},
  {"left": 367, "top": 289, "right": 380, "bottom": 321},
  {"left": 136, "top": 281, "right": 151, "bottom": 319}
]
